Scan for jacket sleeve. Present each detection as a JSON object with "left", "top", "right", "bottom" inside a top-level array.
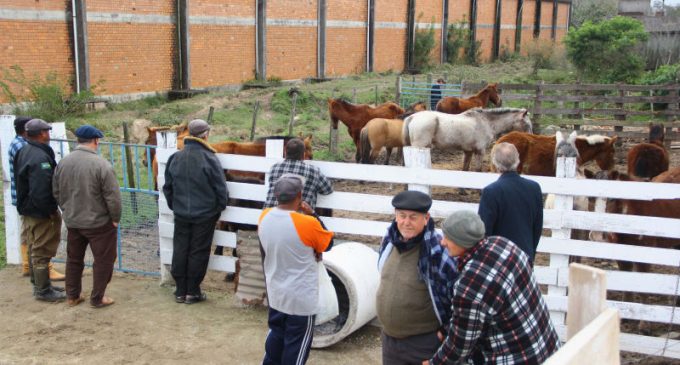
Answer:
[
  {"left": 162, "top": 154, "right": 175, "bottom": 210},
  {"left": 477, "top": 187, "right": 497, "bottom": 236},
  {"left": 430, "top": 296, "right": 488, "bottom": 365},
  {"left": 317, "top": 171, "right": 333, "bottom": 195},
  {"left": 27, "top": 156, "right": 58, "bottom": 214},
  {"left": 207, "top": 154, "right": 228, "bottom": 211},
  {"left": 52, "top": 164, "right": 61, "bottom": 207},
  {"left": 533, "top": 185, "right": 544, "bottom": 251},
  {"left": 102, "top": 164, "right": 122, "bottom": 223}
]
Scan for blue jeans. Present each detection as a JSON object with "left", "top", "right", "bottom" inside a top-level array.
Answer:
[{"left": 263, "top": 308, "right": 315, "bottom": 365}]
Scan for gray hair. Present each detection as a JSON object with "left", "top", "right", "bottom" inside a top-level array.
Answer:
[
  {"left": 196, "top": 130, "right": 209, "bottom": 139},
  {"left": 491, "top": 142, "right": 520, "bottom": 172}
]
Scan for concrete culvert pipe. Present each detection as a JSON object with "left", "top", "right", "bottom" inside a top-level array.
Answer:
[{"left": 313, "top": 241, "right": 380, "bottom": 348}]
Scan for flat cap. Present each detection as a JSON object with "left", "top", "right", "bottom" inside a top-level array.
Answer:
[
  {"left": 188, "top": 119, "right": 210, "bottom": 136},
  {"left": 442, "top": 210, "right": 485, "bottom": 249},
  {"left": 25, "top": 119, "right": 52, "bottom": 132},
  {"left": 274, "top": 173, "right": 306, "bottom": 203},
  {"left": 75, "top": 125, "right": 104, "bottom": 139},
  {"left": 391, "top": 190, "right": 432, "bottom": 213}
]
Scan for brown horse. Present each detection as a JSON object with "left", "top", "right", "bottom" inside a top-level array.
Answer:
[
  {"left": 494, "top": 131, "right": 617, "bottom": 176},
  {"left": 142, "top": 123, "right": 189, "bottom": 167},
  {"left": 327, "top": 98, "right": 404, "bottom": 162},
  {"left": 435, "top": 83, "right": 502, "bottom": 114},
  {"left": 627, "top": 123, "right": 669, "bottom": 180}
]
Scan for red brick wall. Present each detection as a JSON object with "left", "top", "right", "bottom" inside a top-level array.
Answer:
[
  {"left": 539, "top": 0, "right": 554, "bottom": 40},
  {"left": 499, "top": 0, "right": 518, "bottom": 54},
  {"left": 374, "top": 0, "right": 407, "bottom": 72},
  {"left": 416, "top": 0, "right": 443, "bottom": 64},
  {"left": 266, "top": 0, "right": 317, "bottom": 80},
  {"left": 326, "top": 0, "right": 366, "bottom": 76},
  {"left": 86, "top": 0, "right": 172, "bottom": 15},
  {"left": 476, "top": 0, "right": 496, "bottom": 61},
  {"left": 520, "top": 0, "right": 536, "bottom": 55},
  {"left": 450, "top": 0, "right": 471, "bottom": 24},
  {"left": 190, "top": 0, "right": 254, "bottom": 17},
  {"left": 555, "top": 2, "right": 569, "bottom": 41}
]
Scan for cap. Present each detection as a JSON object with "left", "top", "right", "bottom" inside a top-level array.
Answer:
[
  {"left": 188, "top": 119, "right": 210, "bottom": 136},
  {"left": 441, "top": 210, "right": 485, "bottom": 249},
  {"left": 274, "top": 174, "right": 306, "bottom": 203},
  {"left": 391, "top": 190, "right": 432, "bottom": 213},
  {"left": 25, "top": 119, "right": 52, "bottom": 132},
  {"left": 75, "top": 125, "right": 104, "bottom": 139}
]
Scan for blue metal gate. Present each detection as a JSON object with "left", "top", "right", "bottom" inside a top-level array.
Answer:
[{"left": 398, "top": 78, "right": 464, "bottom": 109}]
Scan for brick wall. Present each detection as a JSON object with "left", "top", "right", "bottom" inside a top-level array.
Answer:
[
  {"left": 499, "top": 0, "right": 518, "bottom": 54},
  {"left": 374, "top": 0, "right": 407, "bottom": 72},
  {"left": 417, "top": 0, "right": 443, "bottom": 64},
  {"left": 555, "top": 2, "right": 569, "bottom": 40},
  {"left": 520, "top": 0, "right": 537, "bottom": 55},
  {"left": 539, "top": 0, "right": 554, "bottom": 40},
  {"left": 326, "top": 0, "right": 366, "bottom": 77},
  {"left": 476, "top": 0, "right": 496, "bottom": 61},
  {"left": 266, "top": 0, "right": 317, "bottom": 80}
]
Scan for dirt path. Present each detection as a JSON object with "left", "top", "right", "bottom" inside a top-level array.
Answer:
[{"left": 0, "top": 264, "right": 381, "bottom": 364}]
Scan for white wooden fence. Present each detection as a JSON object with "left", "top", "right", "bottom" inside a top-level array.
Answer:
[{"left": 145, "top": 133, "right": 680, "bottom": 359}]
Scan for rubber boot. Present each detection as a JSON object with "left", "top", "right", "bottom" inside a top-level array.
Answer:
[
  {"left": 21, "top": 244, "right": 30, "bottom": 277},
  {"left": 48, "top": 262, "right": 65, "bottom": 281},
  {"left": 33, "top": 266, "right": 66, "bottom": 302}
]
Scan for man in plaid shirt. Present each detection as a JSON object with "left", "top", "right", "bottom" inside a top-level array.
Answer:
[
  {"left": 264, "top": 138, "right": 332, "bottom": 209},
  {"left": 425, "top": 210, "right": 560, "bottom": 365}
]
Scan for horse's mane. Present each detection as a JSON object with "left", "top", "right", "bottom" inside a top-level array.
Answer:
[
  {"left": 334, "top": 98, "right": 356, "bottom": 106},
  {"left": 465, "top": 107, "right": 526, "bottom": 115},
  {"left": 578, "top": 134, "right": 610, "bottom": 145}
]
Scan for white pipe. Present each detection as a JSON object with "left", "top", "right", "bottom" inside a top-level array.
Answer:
[
  {"left": 312, "top": 242, "right": 380, "bottom": 348},
  {"left": 71, "top": 0, "right": 80, "bottom": 94}
]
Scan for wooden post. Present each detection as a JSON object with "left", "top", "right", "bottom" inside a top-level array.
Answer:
[
  {"left": 426, "top": 73, "right": 433, "bottom": 109},
  {"left": 207, "top": 106, "right": 215, "bottom": 124},
  {"left": 403, "top": 147, "right": 432, "bottom": 195},
  {"left": 374, "top": 85, "right": 379, "bottom": 105},
  {"left": 288, "top": 92, "right": 298, "bottom": 136},
  {"left": 123, "top": 123, "right": 138, "bottom": 214},
  {"left": 567, "top": 263, "right": 607, "bottom": 340},
  {"left": 534, "top": 81, "right": 544, "bottom": 129},
  {"left": 250, "top": 101, "right": 260, "bottom": 141},
  {"left": 396, "top": 76, "right": 402, "bottom": 105}
]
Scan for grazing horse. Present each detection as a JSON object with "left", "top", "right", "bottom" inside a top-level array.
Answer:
[
  {"left": 435, "top": 83, "right": 502, "bottom": 114},
  {"left": 327, "top": 98, "right": 404, "bottom": 162},
  {"left": 627, "top": 123, "right": 669, "bottom": 180},
  {"left": 403, "top": 108, "right": 532, "bottom": 171},
  {"left": 494, "top": 131, "right": 617, "bottom": 176}
]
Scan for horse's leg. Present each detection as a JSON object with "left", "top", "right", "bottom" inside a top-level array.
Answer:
[
  {"left": 384, "top": 147, "right": 393, "bottom": 165},
  {"left": 462, "top": 151, "right": 472, "bottom": 171},
  {"left": 353, "top": 133, "right": 362, "bottom": 163},
  {"left": 474, "top": 151, "right": 483, "bottom": 172}
]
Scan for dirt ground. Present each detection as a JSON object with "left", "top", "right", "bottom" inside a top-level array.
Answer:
[{"left": 0, "top": 264, "right": 381, "bottom": 364}]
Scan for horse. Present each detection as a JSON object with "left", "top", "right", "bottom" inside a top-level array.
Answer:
[
  {"left": 494, "top": 131, "right": 617, "bottom": 176},
  {"left": 358, "top": 102, "right": 428, "bottom": 165},
  {"left": 435, "top": 83, "right": 502, "bottom": 114},
  {"left": 142, "top": 123, "right": 189, "bottom": 167},
  {"left": 402, "top": 108, "right": 533, "bottom": 171},
  {"left": 627, "top": 123, "right": 669, "bottom": 180},
  {"left": 327, "top": 98, "right": 404, "bottom": 162}
]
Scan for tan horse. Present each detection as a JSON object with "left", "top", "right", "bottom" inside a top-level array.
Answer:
[{"left": 359, "top": 118, "right": 405, "bottom": 165}]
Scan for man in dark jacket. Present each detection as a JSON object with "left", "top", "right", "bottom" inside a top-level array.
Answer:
[
  {"left": 478, "top": 142, "right": 543, "bottom": 263},
  {"left": 14, "top": 118, "right": 65, "bottom": 302},
  {"left": 163, "top": 119, "right": 228, "bottom": 304}
]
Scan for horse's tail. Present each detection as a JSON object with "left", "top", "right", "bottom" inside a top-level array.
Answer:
[
  {"left": 403, "top": 116, "right": 412, "bottom": 146},
  {"left": 359, "top": 128, "right": 372, "bottom": 164}
]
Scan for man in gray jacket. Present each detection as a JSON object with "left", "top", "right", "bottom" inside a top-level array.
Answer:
[{"left": 53, "top": 125, "right": 121, "bottom": 308}]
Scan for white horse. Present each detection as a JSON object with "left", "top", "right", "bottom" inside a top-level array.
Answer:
[{"left": 402, "top": 108, "right": 533, "bottom": 171}]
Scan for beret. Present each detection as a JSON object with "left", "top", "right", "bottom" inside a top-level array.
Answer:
[
  {"left": 75, "top": 125, "right": 104, "bottom": 139},
  {"left": 391, "top": 190, "right": 432, "bottom": 213}
]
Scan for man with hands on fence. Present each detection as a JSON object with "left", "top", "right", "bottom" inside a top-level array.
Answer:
[{"left": 53, "top": 125, "right": 121, "bottom": 308}]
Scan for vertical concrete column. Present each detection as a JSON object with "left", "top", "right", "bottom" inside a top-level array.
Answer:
[
  {"left": 71, "top": 0, "right": 90, "bottom": 92},
  {"left": 177, "top": 0, "right": 191, "bottom": 90},
  {"left": 551, "top": 0, "right": 558, "bottom": 40},
  {"left": 469, "top": 0, "right": 478, "bottom": 53},
  {"left": 515, "top": 0, "right": 524, "bottom": 53},
  {"left": 533, "top": 0, "right": 542, "bottom": 39},
  {"left": 441, "top": 0, "right": 449, "bottom": 63},
  {"left": 492, "top": 0, "right": 502, "bottom": 60},
  {"left": 406, "top": 0, "right": 416, "bottom": 71},
  {"left": 256, "top": 0, "right": 267, "bottom": 80},
  {"left": 367, "top": 0, "right": 375, "bottom": 72},
  {"left": 317, "top": 0, "right": 326, "bottom": 78}
]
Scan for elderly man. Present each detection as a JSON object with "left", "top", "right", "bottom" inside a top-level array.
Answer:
[
  {"left": 8, "top": 116, "right": 64, "bottom": 280},
  {"left": 163, "top": 119, "right": 228, "bottom": 304},
  {"left": 14, "top": 119, "right": 65, "bottom": 302},
  {"left": 258, "top": 174, "right": 334, "bottom": 365},
  {"left": 376, "top": 190, "right": 458, "bottom": 365},
  {"left": 53, "top": 125, "right": 121, "bottom": 308},
  {"left": 478, "top": 142, "right": 543, "bottom": 263},
  {"left": 425, "top": 210, "right": 560, "bottom": 365}
]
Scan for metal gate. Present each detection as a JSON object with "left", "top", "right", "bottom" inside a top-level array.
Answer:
[{"left": 397, "top": 76, "right": 464, "bottom": 109}]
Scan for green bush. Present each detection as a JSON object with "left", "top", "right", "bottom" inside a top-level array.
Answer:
[
  {"left": 464, "top": 39, "right": 482, "bottom": 66},
  {"left": 0, "top": 65, "right": 99, "bottom": 122},
  {"left": 413, "top": 20, "right": 436, "bottom": 71},
  {"left": 639, "top": 63, "right": 680, "bottom": 85},
  {"left": 446, "top": 18, "right": 470, "bottom": 64},
  {"left": 526, "top": 39, "right": 557, "bottom": 74},
  {"left": 565, "top": 16, "right": 648, "bottom": 83}
]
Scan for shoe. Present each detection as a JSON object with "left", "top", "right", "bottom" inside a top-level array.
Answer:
[
  {"left": 184, "top": 293, "right": 207, "bottom": 304},
  {"left": 33, "top": 266, "right": 66, "bottom": 302},
  {"left": 175, "top": 295, "right": 185, "bottom": 303},
  {"left": 35, "top": 287, "right": 67, "bottom": 302},
  {"left": 91, "top": 296, "right": 115, "bottom": 308},
  {"left": 67, "top": 295, "right": 85, "bottom": 307},
  {"left": 48, "top": 262, "right": 65, "bottom": 281}
]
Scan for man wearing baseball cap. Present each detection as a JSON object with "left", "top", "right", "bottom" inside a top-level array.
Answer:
[
  {"left": 14, "top": 118, "right": 66, "bottom": 302},
  {"left": 376, "top": 190, "right": 458, "bottom": 365},
  {"left": 424, "top": 210, "right": 560, "bottom": 365},
  {"left": 53, "top": 125, "right": 121, "bottom": 308},
  {"left": 258, "top": 173, "right": 334, "bottom": 365}
]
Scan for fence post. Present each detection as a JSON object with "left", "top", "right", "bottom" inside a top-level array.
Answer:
[
  {"left": 250, "top": 101, "right": 260, "bottom": 141},
  {"left": 207, "top": 106, "right": 215, "bottom": 124},
  {"left": 402, "top": 146, "right": 432, "bottom": 195},
  {"left": 374, "top": 85, "right": 379, "bottom": 105},
  {"left": 549, "top": 155, "right": 577, "bottom": 327},
  {"left": 567, "top": 263, "right": 607, "bottom": 340},
  {"left": 123, "top": 122, "right": 138, "bottom": 215},
  {"left": 396, "top": 76, "right": 402, "bottom": 106},
  {"left": 0, "top": 115, "right": 21, "bottom": 265},
  {"left": 534, "top": 80, "right": 544, "bottom": 129},
  {"left": 156, "top": 130, "right": 178, "bottom": 285},
  {"left": 667, "top": 88, "right": 679, "bottom": 148},
  {"left": 288, "top": 91, "right": 299, "bottom": 136},
  {"left": 427, "top": 73, "right": 433, "bottom": 109}
]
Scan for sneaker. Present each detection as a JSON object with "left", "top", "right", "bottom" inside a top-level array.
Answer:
[
  {"left": 184, "top": 293, "right": 207, "bottom": 304},
  {"left": 175, "top": 295, "right": 185, "bottom": 304}
]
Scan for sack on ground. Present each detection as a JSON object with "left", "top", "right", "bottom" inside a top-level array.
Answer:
[{"left": 316, "top": 261, "right": 339, "bottom": 325}]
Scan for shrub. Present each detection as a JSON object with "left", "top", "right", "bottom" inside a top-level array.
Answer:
[
  {"left": 0, "top": 65, "right": 99, "bottom": 122},
  {"left": 413, "top": 18, "right": 436, "bottom": 71},
  {"left": 446, "top": 18, "right": 469, "bottom": 64},
  {"left": 525, "top": 39, "right": 557, "bottom": 74},
  {"left": 565, "top": 16, "right": 648, "bottom": 83},
  {"left": 464, "top": 39, "right": 482, "bottom": 66},
  {"left": 640, "top": 63, "right": 680, "bottom": 85},
  {"left": 570, "top": 0, "right": 618, "bottom": 28}
]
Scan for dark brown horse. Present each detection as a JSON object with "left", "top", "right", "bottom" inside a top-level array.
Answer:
[
  {"left": 627, "top": 123, "right": 669, "bottom": 180},
  {"left": 494, "top": 131, "right": 617, "bottom": 176},
  {"left": 435, "top": 83, "right": 502, "bottom": 114},
  {"left": 327, "top": 98, "right": 404, "bottom": 162}
]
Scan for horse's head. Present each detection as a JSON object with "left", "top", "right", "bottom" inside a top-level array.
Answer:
[
  {"left": 514, "top": 109, "right": 532, "bottom": 134},
  {"left": 302, "top": 133, "right": 314, "bottom": 160},
  {"left": 487, "top": 83, "right": 502, "bottom": 107},
  {"left": 576, "top": 135, "right": 617, "bottom": 171},
  {"left": 385, "top": 102, "right": 405, "bottom": 117},
  {"left": 328, "top": 98, "right": 340, "bottom": 129},
  {"left": 649, "top": 122, "right": 665, "bottom": 145},
  {"left": 406, "top": 101, "right": 427, "bottom": 113}
]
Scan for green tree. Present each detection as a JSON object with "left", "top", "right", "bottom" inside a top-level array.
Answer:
[
  {"left": 570, "top": 0, "right": 618, "bottom": 28},
  {"left": 446, "top": 18, "right": 469, "bottom": 64},
  {"left": 565, "top": 16, "right": 649, "bottom": 83},
  {"left": 413, "top": 20, "right": 436, "bottom": 71}
]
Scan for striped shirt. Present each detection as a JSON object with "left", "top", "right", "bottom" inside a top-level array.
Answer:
[{"left": 8, "top": 135, "right": 28, "bottom": 206}]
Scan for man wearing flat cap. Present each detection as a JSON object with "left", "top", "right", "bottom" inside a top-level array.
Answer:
[
  {"left": 258, "top": 174, "right": 334, "bottom": 365},
  {"left": 424, "top": 210, "right": 559, "bottom": 365},
  {"left": 54, "top": 125, "right": 121, "bottom": 308},
  {"left": 14, "top": 119, "right": 66, "bottom": 302},
  {"left": 376, "top": 190, "right": 458, "bottom": 365},
  {"left": 163, "top": 119, "right": 228, "bottom": 304}
]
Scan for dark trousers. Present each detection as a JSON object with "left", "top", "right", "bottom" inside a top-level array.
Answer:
[
  {"left": 65, "top": 223, "right": 118, "bottom": 304},
  {"left": 263, "top": 308, "right": 315, "bottom": 365},
  {"left": 171, "top": 214, "right": 218, "bottom": 297},
  {"left": 381, "top": 331, "right": 441, "bottom": 365}
]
